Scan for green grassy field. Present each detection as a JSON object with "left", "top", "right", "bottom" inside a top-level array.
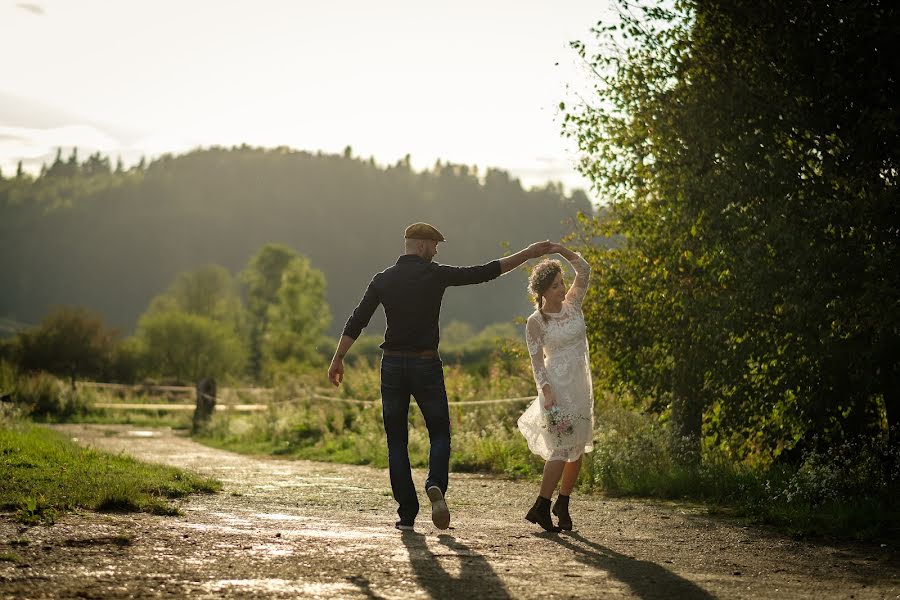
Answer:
[{"left": 0, "top": 425, "right": 220, "bottom": 524}]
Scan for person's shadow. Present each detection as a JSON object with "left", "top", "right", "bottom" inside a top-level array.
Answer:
[
  {"left": 400, "top": 531, "right": 512, "bottom": 599},
  {"left": 544, "top": 531, "right": 717, "bottom": 600}
]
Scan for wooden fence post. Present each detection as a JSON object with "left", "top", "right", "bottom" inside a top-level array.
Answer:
[{"left": 193, "top": 378, "right": 216, "bottom": 433}]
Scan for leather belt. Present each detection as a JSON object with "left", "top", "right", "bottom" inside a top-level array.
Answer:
[{"left": 382, "top": 349, "right": 439, "bottom": 358}]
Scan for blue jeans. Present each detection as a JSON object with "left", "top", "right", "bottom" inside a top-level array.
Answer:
[{"left": 380, "top": 355, "right": 450, "bottom": 524}]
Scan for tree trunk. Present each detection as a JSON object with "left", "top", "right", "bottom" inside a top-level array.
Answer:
[{"left": 670, "top": 362, "right": 703, "bottom": 467}]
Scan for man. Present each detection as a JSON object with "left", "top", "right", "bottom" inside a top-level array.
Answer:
[{"left": 328, "top": 222, "right": 552, "bottom": 531}]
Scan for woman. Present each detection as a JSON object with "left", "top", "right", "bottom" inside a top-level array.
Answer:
[{"left": 518, "top": 243, "right": 593, "bottom": 532}]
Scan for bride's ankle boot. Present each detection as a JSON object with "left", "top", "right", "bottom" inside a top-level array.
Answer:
[
  {"left": 552, "top": 494, "right": 573, "bottom": 531},
  {"left": 525, "top": 496, "right": 561, "bottom": 532}
]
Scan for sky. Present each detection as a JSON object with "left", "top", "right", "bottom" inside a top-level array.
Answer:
[{"left": 0, "top": 0, "right": 610, "bottom": 193}]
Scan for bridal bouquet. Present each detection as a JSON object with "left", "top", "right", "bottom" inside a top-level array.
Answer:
[{"left": 543, "top": 405, "right": 575, "bottom": 437}]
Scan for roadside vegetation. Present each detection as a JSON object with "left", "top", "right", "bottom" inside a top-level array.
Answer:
[{"left": 0, "top": 421, "right": 219, "bottom": 525}]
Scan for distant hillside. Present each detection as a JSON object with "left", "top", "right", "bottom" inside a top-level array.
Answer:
[{"left": 0, "top": 146, "right": 594, "bottom": 337}]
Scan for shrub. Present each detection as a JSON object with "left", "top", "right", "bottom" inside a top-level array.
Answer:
[{"left": 13, "top": 306, "right": 119, "bottom": 380}]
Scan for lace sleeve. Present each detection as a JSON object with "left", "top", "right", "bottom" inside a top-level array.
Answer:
[
  {"left": 525, "top": 315, "right": 550, "bottom": 390},
  {"left": 565, "top": 252, "right": 592, "bottom": 307}
]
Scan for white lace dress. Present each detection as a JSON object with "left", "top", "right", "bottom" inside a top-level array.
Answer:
[{"left": 517, "top": 254, "right": 594, "bottom": 462}]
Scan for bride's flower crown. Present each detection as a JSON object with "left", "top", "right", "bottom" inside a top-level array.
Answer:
[{"left": 528, "top": 259, "right": 562, "bottom": 296}]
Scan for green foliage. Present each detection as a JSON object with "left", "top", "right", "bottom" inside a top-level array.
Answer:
[
  {"left": 107, "top": 336, "right": 145, "bottom": 383},
  {"left": 145, "top": 264, "right": 247, "bottom": 335},
  {"left": 134, "top": 310, "right": 246, "bottom": 384},
  {"left": 0, "top": 361, "right": 89, "bottom": 420},
  {"left": 197, "top": 353, "right": 540, "bottom": 476},
  {"left": 240, "top": 244, "right": 329, "bottom": 382},
  {"left": 0, "top": 146, "right": 135, "bottom": 210},
  {"left": 260, "top": 255, "right": 331, "bottom": 380},
  {"left": 440, "top": 321, "right": 521, "bottom": 368},
  {"left": 12, "top": 306, "right": 120, "bottom": 380},
  {"left": 565, "top": 0, "right": 900, "bottom": 461},
  {"left": 14, "top": 372, "right": 81, "bottom": 420},
  {"left": 0, "top": 359, "right": 17, "bottom": 396},
  {"left": 120, "top": 250, "right": 328, "bottom": 384},
  {"left": 0, "top": 146, "right": 590, "bottom": 343},
  {"left": 0, "top": 425, "right": 220, "bottom": 524},
  {"left": 581, "top": 404, "right": 899, "bottom": 539},
  {"left": 133, "top": 264, "right": 250, "bottom": 383}
]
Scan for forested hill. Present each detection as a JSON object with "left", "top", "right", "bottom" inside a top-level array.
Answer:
[{"left": 0, "top": 146, "right": 593, "bottom": 335}]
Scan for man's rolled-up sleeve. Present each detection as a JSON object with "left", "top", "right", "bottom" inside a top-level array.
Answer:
[
  {"left": 341, "top": 278, "right": 381, "bottom": 339},
  {"left": 434, "top": 260, "right": 502, "bottom": 287}
]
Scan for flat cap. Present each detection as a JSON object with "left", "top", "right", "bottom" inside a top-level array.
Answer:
[{"left": 404, "top": 222, "right": 446, "bottom": 242}]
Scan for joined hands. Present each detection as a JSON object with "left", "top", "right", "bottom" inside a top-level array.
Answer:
[
  {"left": 527, "top": 240, "right": 553, "bottom": 258},
  {"left": 527, "top": 240, "right": 570, "bottom": 259}
]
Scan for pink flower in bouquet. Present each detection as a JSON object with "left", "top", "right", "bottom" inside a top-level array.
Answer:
[{"left": 545, "top": 406, "right": 574, "bottom": 436}]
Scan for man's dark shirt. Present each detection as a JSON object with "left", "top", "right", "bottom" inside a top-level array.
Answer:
[{"left": 342, "top": 254, "right": 502, "bottom": 351}]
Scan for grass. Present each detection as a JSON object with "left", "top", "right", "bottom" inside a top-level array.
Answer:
[
  {"left": 195, "top": 358, "right": 546, "bottom": 479},
  {"left": 64, "top": 385, "right": 195, "bottom": 429},
  {"left": 0, "top": 425, "right": 220, "bottom": 524},
  {"left": 0, "top": 360, "right": 194, "bottom": 429},
  {"left": 67, "top": 407, "right": 193, "bottom": 430}
]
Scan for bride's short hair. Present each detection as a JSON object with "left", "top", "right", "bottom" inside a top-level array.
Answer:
[{"left": 528, "top": 259, "right": 562, "bottom": 321}]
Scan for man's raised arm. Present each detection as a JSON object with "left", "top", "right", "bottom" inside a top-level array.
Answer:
[{"left": 499, "top": 240, "right": 553, "bottom": 274}]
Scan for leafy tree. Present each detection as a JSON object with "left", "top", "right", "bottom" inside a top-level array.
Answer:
[
  {"left": 108, "top": 336, "right": 144, "bottom": 383},
  {"left": 134, "top": 265, "right": 251, "bottom": 382},
  {"left": 260, "top": 255, "right": 331, "bottom": 380},
  {"left": 566, "top": 0, "right": 900, "bottom": 460},
  {"left": 240, "top": 244, "right": 302, "bottom": 380},
  {"left": 13, "top": 306, "right": 119, "bottom": 380},
  {"left": 134, "top": 311, "right": 246, "bottom": 384},
  {"left": 146, "top": 264, "right": 246, "bottom": 334}
]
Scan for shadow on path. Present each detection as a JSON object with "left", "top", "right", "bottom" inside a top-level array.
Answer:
[
  {"left": 544, "top": 531, "right": 717, "bottom": 600},
  {"left": 346, "top": 574, "right": 389, "bottom": 600},
  {"left": 401, "top": 531, "right": 511, "bottom": 600}
]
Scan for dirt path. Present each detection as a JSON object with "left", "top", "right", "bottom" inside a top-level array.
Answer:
[{"left": 1, "top": 425, "right": 897, "bottom": 599}]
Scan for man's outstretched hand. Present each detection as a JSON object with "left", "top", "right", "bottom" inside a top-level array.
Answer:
[
  {"left": 499, "top": 240, "right": 555, "bottom": 274},
  {"left": 328, "top": 359, "right": 344, "bottom": 386}
]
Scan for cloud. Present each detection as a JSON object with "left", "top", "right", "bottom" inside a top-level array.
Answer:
[
  {"left": 0, "top": 91, "right": 143, "bottom": 144},
  {"left": 0, "top": 91, "right": 84, "bottom": 129},
  {"left": 16, "top": 3, "right": 44, "bottom": 15},
  {"left": 0, "top": 124, "right": 125, "bottom": 175}
]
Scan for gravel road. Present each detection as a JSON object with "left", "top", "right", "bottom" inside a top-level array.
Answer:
[{"left": 0, "top": 424, "right": 897, "bottom": 599}]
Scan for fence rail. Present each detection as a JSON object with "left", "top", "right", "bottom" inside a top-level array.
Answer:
[
  {"left": 76, "top": 381, "right": 536, "bottom": 413},
  {"left": 92, "top": 402, "right": 268, "bottom": 412}
]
